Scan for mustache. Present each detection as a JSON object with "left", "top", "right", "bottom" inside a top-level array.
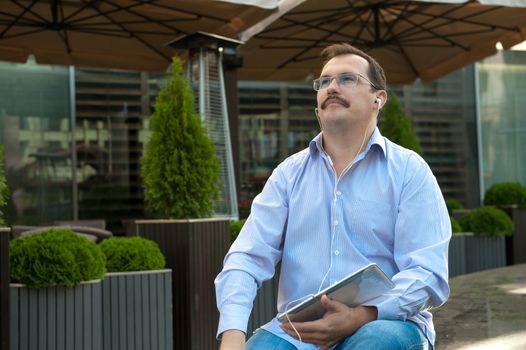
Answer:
[{"left": 321, "top": 95, "right": 350, "bottom": 109}]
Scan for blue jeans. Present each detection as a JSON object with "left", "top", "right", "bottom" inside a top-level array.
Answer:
[{"left": 246, "top": 320, "right": 433, "bottom": 350}]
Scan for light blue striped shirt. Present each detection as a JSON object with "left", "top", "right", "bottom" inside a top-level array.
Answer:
[{"left": 215, "top": 128, "right": 451, "bottom": 347}]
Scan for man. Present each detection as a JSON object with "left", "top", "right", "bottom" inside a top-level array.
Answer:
[{"left": 215, "top": 43, "right": 450, "bottom": 350}]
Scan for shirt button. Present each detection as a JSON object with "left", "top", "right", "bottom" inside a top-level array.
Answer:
[
  {"left": 334, "top": 250, "right": 340, "bottom": 256},
  {"left": 336, "top": 191, "right": 342, "bottom": 196},
  {"left": 334, "top": 220, "right": 339, "bottom": 226}
]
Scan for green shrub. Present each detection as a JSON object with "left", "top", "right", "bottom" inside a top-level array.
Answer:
[
  {"left": 459, "top": 207, "right": 514, "bottom": 237},
  {"left": 0, "top": 145, "right": 8, "bottom": 226},
  {"left": 10, "top": 228, "right": 106, "bottom": 288},
  {"left": 445, "top": 199, "right": 464, "bottom": 216},
  {"left": 99, "top": 237, "right": 165, "bottom": 272},
  {"left": 450, "top": 216, "right": 463, "bottom": 233},
  {"left": 230, "top": 220, "right": 246, "bottom": 243},
  {"left": 483, "top": 182, "right": 526, "bottom": 208},
  {"left": 380, "top": 93, "right": 422, "bottom": 154},
  {"left": 141, "top": 58, "right": 220, "bottom": 219}
]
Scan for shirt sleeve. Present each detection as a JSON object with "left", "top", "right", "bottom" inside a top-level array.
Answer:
[
  {"left": 365, "top": 153, "right": 451, "bottom": 321},
  {"left": 214, "top": 164, "right": 289, "bottom": 338}
]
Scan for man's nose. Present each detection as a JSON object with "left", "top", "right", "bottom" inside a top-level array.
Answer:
[{"left": 326, "top": 77, "right": 340, "bottom": 93}]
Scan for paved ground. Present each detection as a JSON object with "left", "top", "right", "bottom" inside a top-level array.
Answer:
[{"left": 433, "top": 264, "right": 526, "bottom": 350}]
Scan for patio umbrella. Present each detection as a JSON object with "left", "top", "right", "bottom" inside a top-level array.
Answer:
[
  {"left": 237, "top": 0, "right": 526, "bottom": 84},
  {"left": 0, "top": 0, "right": 277, "bottom": 72}
]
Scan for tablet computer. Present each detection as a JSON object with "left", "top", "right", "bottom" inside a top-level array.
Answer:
[{"left": 277, "top": 263, "right": 394, "bottom": 322}]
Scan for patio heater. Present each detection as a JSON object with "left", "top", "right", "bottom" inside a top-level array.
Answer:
[{"left": 169, "top": 32, "right": 241, "bottom": 219}]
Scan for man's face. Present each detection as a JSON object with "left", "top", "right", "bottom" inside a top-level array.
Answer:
[{"left": 316, "top": 54, "right": 378, "bottom": 131}]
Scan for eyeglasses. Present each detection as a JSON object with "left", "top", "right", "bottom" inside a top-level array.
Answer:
[{"left": 313, "top": 73, "right": 379, "bottom": 91}]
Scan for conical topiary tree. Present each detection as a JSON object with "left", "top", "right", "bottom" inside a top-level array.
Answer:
[
  {"left": 141, "top": 58, "right": 220, "bottom": 218},
  {"left": 380, "top": 93, "right": 422, "bottom": 155},
  {"left": 0, "top": 145, "right": 8, "bottom": 226}
]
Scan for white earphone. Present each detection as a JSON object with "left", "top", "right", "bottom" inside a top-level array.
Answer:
[{"left": 375, "top": 98, "right": 382, "bottom": 108}]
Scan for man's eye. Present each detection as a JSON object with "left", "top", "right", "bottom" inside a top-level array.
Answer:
[
  {"left": 321, "top": 78, "right": 332, "bottom": 87},
  {"left": 339, "top": 75, "right": 357, "bottom": 85}
]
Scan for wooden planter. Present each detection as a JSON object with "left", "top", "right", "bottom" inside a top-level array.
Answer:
[
  {"left": 101, "top": 269, "right": 173, "bottom": 350},
  {"left": 464, "top": 235, "right": 506, "bottom": 274},
  {"left": 10, "top": 280, "right": 102, "bottom": 350},
  {"left": 126, "top": 219, "right": 230, "bottom": 350}
]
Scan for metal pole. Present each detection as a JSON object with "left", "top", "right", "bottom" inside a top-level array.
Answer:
[
  {"left": 199, "top": 49, "right": 206, "bottom": 122},
  {"left": 69, "top": 66, "right": 78, "bottom": 220},
  {"left": 474, "top": 63, "right": 484, "bottom": 206},
  {"left": 217, "top": 51, "right": 239, "bottom": 220}
]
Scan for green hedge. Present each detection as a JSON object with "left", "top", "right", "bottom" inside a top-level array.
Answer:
[
  {"left": 450, "top": 216, "right": 463, "bottom": 234},
  {"left": 445, "top": 199, "right": 463, "bottom": 216},
  {"left": 459, "top": 207, "right": 514, "bottom": 237},
  {"left": 10, "top": 228, "right": 106, "bottom": 288},
  {"left": 99, "top": 237, "right": 165, "bottom": 272},
  {"left": 483, "top": 182, "right": 526, "bottom": 208}
]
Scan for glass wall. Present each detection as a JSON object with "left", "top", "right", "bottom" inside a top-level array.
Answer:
[
  {"left": 392, "top": 66, "right": 480, "bottom": 208},
  {"left": 478, "top": 50, "right": 526, "bottom": 193},
  {"left": 0, "top": 60, "right": 73, "bottom": 225}
]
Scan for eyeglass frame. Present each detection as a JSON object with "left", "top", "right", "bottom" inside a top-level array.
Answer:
[{"left": 312, "top": 72, "right": 380, "bottom": 91}]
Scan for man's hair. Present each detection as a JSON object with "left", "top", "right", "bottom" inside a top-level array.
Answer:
[{"left": 320, "top": 43, "right": 386, "bottom": 92}]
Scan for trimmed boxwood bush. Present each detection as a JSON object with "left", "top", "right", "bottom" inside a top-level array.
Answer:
[
  {"left": 380, "top": 93, "right": 422, "bottom": 154},
  {"left": 446, "top": 199, "right": 464, "bottom": 216},
  {"left": 459, "top": 207, "right": 514, "bottom": 237},
  {"left": 483, "top": 182, "right": 526, "bottom": 208},
  {"left": 99, "top": 237, "right": 165, "bottom": 272},
  {"left": 230, "top": 219, "right": 246, "bottom": 243},
  {"left": 10, "top": 228, "right": 106, "bottom": 288},
  {"left": 450, "top": 216, "right": 462, "bottom": 233}
]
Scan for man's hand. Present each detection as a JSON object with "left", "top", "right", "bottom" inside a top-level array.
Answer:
[
  {"left": 219, "top": 329, "right": 245, "bottom": 350},
  {"left": 279, "top": 295, "right": 377, "bottom": 350}
]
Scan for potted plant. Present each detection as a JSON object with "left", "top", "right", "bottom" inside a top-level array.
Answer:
[
  {"left": 379, "top": 92, "right": 422, "bottom": 155},
  {"left": 127, "top": 58, "right": 230, "bottom": 349},
  {"left": 9, "top": 228, "right": 106, "bottom": 350},
  {"left": 483, "top": 182, "right": 526, "bottom": 265},
  {"left": 99, "top": 237, "right": 172, "bottom": 350},
  {"left": 459, "top": 207, "right": 513, "bottom": 273}
]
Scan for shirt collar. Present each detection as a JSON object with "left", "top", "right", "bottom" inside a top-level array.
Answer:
[{"left": 309, "top": 127, "right": 386, "bottom": 158}]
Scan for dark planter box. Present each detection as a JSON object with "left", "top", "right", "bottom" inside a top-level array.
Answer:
[
  {"left": 10, "top": 280, "right": 103, "bottom": 350},
  {"left": 101, "top": 269, "right": 173, "bottom": 350},
  {"left": 126, "top": 219, "right": 230, "bottom": 350},
  {"left": 464, "top": 235, "right": 506, "bottom": 274},
  {"left": 449, "top": 234, "right": 468, "bottom": 278},
  {"left": 1, "top": 227, "right": 10, "bottom": 350},
  {"left": 499, "top": 207, "right": 526, "bottom": 265}
]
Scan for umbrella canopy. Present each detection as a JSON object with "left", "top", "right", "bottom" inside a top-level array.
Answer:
[
  {"left": 238, "top": 0, "right": 526, "bottom": 84},
  {"left": 0, "top": 0, "right": 277, "bottom": 72}
]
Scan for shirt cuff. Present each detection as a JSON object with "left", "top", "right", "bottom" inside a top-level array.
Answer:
[
  {"left": 364, "top": 295, "right": 404, "bottom": 321},
  {"left": 216, "top": 303, "right": 253, "bottom": 339}
]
